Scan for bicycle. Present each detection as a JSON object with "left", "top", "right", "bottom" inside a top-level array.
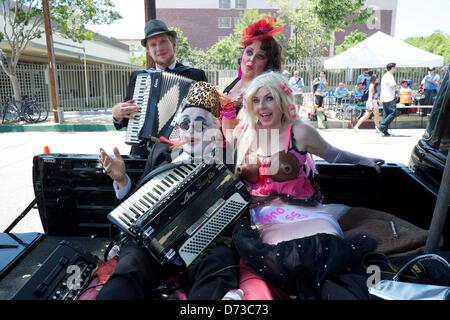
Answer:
[
  {"left": 22, "top": 94, "right": 49, "bottom": 122},
  {"left": 1, "top": 95, "right": 48, "bottom": 124}
]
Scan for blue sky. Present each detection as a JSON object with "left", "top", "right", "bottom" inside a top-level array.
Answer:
[
  {"left": 395, "top": 0, "right": 449, "bottom": 39},
  {"left": 87, "top": 0, "right": 450, "bottom": 40}
]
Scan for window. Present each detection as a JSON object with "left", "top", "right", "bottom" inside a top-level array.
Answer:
[
  {"left": 219, "top": 0, "right": 231, "bottom": 9},
  {"left": 218, "top": 17, "right": 232, "bottom": 28},
  {"left": 234, "top": 16, "right": 240, "bottom": 26},
  {"left": 235, "top": 0, "right": 246, "bottom": 9}
]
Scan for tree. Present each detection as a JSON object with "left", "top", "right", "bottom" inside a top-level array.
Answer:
[
  {"left": 335, "top": 30, "right": 367, "bottom": 54},
  {"left": 271, "top": 0, "right": 372, "bottom": 93},
  {"left": 0, "top": 0, "right": 120, "bottom": 104},
  {"left": 170, "top": 27, "right": 192, "bottom": 63},
  {"left": 404, "top": 30, "right": 450, "bottom": 65}
]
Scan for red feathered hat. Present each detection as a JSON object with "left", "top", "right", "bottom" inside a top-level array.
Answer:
[{"left": 240, "top": 16, "right": 283, "bottom": 46}]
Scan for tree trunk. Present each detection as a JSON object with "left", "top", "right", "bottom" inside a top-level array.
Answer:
[
  {"left": 307, "top": 59, "right": 315, "bottom": 107},
  {"left": 0, "top": 49, "right": 23, "bottom": 107},
  {"left": 10, "top": 71, "right": 23, "bottom": 107}
]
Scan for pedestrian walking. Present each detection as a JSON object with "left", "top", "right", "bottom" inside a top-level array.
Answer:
[{"left": 376, "top": 63, "right": 398, "bottom": 136}]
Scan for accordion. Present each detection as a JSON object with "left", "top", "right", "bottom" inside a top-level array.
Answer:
[
  {"left": 125, "top": 71, "right": 194, "bottom": 145},
  {"left": 107, "top": 160, "right": 251, "bottom": 269}
]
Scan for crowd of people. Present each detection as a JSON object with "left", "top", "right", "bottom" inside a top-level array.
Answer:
[{"left": 96, "top": 16, "right": 446, "bottom": 301}]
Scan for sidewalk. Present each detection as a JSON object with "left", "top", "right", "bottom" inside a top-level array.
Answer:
[
  {"left": 0, "top": 110, "right": 118, "bottom": 133},
  {"left": 0, "top": 108, "right": 429, "bottom": 133}
]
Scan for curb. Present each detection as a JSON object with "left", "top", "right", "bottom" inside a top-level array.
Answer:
[{"left": 0, "top": 123, "right": 119, "bottom": 133}]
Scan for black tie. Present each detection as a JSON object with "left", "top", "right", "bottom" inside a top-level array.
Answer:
[{"left": 165, "top": 67, "right": 171, "bottom": 72}]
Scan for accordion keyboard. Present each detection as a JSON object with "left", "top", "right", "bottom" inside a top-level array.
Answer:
[
  {"left": 125, "top": 74, "right": 152, "bottom": 145},
  {"left": 108, "top": 163, "right": 199, "bottom": 233},
  {"left": 125, "top": 71, "right": 193, "bottom": 145}
]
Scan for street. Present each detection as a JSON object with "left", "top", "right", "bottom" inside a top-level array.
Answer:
[{"left": 0, "top": 127, "right": 425, "bottom": 234}]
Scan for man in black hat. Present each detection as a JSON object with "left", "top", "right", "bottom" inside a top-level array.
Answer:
[{"left": 112, "top": 19, "right": 208, "bottom": 157}]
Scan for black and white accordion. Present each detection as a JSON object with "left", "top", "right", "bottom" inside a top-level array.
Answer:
[
  {"left": 107, "top": 160, "right": 251, "bottom": 269},
  {"left": 125, "top": 71, "right": 194, "bottom": 145}
]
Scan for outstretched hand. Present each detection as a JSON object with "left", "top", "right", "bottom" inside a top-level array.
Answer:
[{"left": 99, "top": 147, "right": 128, "bottom": 188}]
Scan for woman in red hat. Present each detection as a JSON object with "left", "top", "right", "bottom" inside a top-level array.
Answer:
[{"left": 219, "top": 16, "right": 283, "bottom": 142}]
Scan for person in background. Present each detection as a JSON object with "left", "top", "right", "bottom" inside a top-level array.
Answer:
[
  {"left": 289, "top": 70, "right": 304, "bottom": 112},
  {"left": 313, "top": 71, "right": 327, "bottom": 108},
  {"left": 399, "top": 80, "right": 412, "bottom": 106},
  {"left": 352, "top": 82, "right": 365, "bottom": 103},
  {"left": 353, "top": 74, "right": 381, "bottom": 132},
  {"left": 357, "top": 68, "right": 370, "bottom": 89},
  {"left": 282, "top": 70, "right": 290, "bottom": 79},
  {"left": 376, "top": 62, "right": 398, "bottom": 137},
  {"left": 111, "top": 19, "right": 208, "bottom": 157},
  {"left": 334, "top": 82, "right": 349, "bottom": 104},
  {"left": 421, "top": 67, "right": 440, "bottom": 116}
]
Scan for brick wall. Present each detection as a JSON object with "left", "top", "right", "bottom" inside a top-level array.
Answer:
[{"left": 156, "top": 8, "right": 280, "bottom": 50}]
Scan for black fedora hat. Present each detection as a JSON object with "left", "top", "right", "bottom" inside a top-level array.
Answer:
[{"left": 141, "top": 19, "right": 177, "bottom": 47}]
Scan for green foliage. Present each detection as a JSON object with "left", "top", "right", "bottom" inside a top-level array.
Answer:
[
  {"left": 206, "top": 35, "right": 240, "bottom": 67},
  {"left": 404, "top": 31, "right": 450, "bottom": 64},
  {"left": 171, "top": 27, "right": 191, "bottom": 63},
  {"left": 130, "top": 54, "right": 146, "bottom": 66},
  {"left": 48, "top": 0, "right": 121, "bottom": 42},
  {"left": 0, "top": 0, "right": 121, "bottom": 46},
  {"left": 335, "top": 30, "right": 367, "bottom": 54},
  {"left": 272, "top": 0, "right": 371, "bottom": 92},
  {"left": 185, "top": 48, "right": 209, "bottom": 69},
  {"left": 314, "top": 0, "right": 372, "bottom": 36}
]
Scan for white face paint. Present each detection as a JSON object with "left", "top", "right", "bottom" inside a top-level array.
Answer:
[{"left": 176, "top": 107, "right": 220, "bottom": 158}]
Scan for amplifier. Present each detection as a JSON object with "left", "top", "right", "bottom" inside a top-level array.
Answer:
[
  {"left": 11, "top": 240, "right": 99, "bottom": 300},
  {"left": 32, "top": 153, "right": 146, "bottom": 237}
]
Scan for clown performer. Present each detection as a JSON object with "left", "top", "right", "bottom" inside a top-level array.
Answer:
[{"left": 96, "top": 82, "right": 236, "bottom": 300}]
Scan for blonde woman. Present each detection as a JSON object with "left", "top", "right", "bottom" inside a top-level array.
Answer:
[
  {"left": 353, "top": 75, "right": 381, "bottom": 132},
  {"left": 231, "top": 71, "right": 382, "bottom": 298}
]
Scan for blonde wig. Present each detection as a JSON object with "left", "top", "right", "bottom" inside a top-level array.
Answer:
[{"left": 233, "top": 71, "right": 302, "bottom": 172}]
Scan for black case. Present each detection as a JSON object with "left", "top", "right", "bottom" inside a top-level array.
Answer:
[{"left": 32, "top": 154, "right": 146, "bottom": 237}]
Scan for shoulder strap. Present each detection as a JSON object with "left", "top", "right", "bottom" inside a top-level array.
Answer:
[{"left": 285, "top": 124, "right": 292, "bottom": 154}]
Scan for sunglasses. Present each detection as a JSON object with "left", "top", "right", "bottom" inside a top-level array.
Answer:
[{"left": 178, "top": 117, "right": 208, "bottom": 132}]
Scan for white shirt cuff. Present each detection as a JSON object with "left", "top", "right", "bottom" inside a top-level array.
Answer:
[{"left": 113, "top": 175, "right": 132, "bottom": 200}]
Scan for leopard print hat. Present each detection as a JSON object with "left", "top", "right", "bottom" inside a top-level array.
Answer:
[{"left": 182, "top": 81, "right": 220, "bottom": 119}]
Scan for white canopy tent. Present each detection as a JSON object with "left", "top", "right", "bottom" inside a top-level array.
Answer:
[{"left": 324, "top": 31, "right": 444, "bottom": 69}]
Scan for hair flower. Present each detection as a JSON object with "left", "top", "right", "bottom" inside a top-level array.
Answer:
[
  {"left": 240, "top": 16, "right": 283, "bottom": 46},
  {"left": 280, "top": 82, "right": 292, "bottom": 95}
]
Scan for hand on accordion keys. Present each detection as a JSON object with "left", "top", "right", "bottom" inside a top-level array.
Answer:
[
  {"left": 112, "top": 99, "right": 140, "bottom": 120},
  {"left": 99, "top": 147, "right": 128, "bottom": 189}
]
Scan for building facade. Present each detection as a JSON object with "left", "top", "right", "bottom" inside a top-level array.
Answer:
[
  {"left": 154, "top": 0, "right": 398, "bottom": 54},
  {"left": 0, "top": 5, "right": 138, "bottom": 112}
]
